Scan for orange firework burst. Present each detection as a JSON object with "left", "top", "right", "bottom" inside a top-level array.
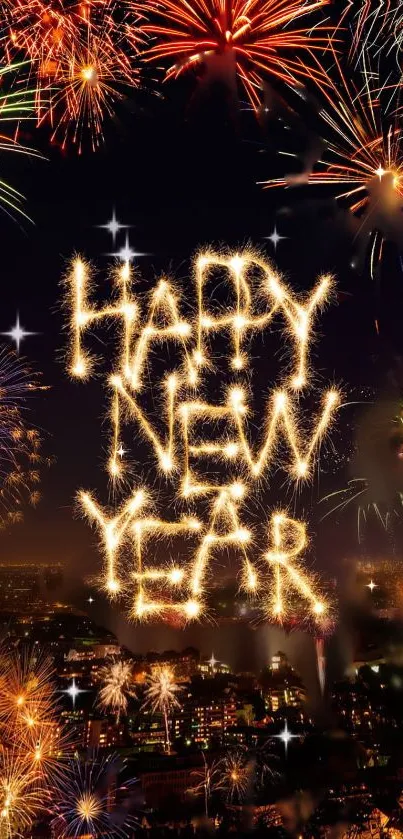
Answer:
[
  {"left": 0, "top": 647, "right": 72, "bottom": 837},
  {"left": 0, "top": 1, "right": 76, "bottom": 66},
  {"left": 142, "top": 0, "right": 332, "bottom": 109},
  {"left": 0, "top": 648, "right": 55, "bottom": 733},
  {"left": 0, "top": 1, "right": 145, "bottom": 151},
  {"left": 46, "top": 16, "right": 138, "bottom": 151},
  {"left": 261, "top": 51, "right": 403, "bottom": 275},
  {"left": 0, "top": 747, "right": 45, "bottom": 839}
]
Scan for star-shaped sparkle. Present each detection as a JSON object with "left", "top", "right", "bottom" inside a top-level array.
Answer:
[
  {"left": 2, "top": 314, "right": 37, "bottom": 353},
  {"left": 63, "top": 678, "right": 86, "bottom": 707},
  {"left": 87, "top": 596, "right": 94, "bottom": 605},
  {"left": 265, "top": 226, "right": 287, "bottom": 251},
  {"left": 274, "top": 721, "right": 299, "bottom": 754},
  {"left": 110, "top": 233, "right": 146, "bottom": 263},
  {"left": 116, "top": 444, "right": 126, "bottom": 459},
  {"left": 366, "top": 579, "right": 377, "bottom": 592},
  {"left": 98, "top": 210, "right": 129, "bottom": 244},
  {"left": 208, "top": 652, "right": 218, "bottom": 670}
]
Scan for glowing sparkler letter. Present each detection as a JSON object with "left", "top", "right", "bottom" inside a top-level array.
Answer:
[
  {"left": 190, "top": 489, "right": 254, "bottom": 600},
  {"left": 80, "top": 489, "right": 147, "bottom": 594},
  {"left": 127, "top": 278, "right": 196, "bottom": 390},
  {"left": 108, "top": 373, "right": 178, "bottom": 477},
  {"left": 69, "top": 258, "right": 137, "bottom": 380},
  {"left": 230, "top": 387, "right": 339, "bottom": 479},
  {"left": 264, "top": 513, "right": 328, "bottom": 623},
  {"left": 131, "top": 514, "right": 202, "bottom": 620},
  {"left": 195, "top": 251, "right": 333, "bottom": 388}
]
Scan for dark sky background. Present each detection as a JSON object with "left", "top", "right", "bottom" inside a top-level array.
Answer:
[{"left": 2, "top": 74, "right": 403, "bottom": 675}]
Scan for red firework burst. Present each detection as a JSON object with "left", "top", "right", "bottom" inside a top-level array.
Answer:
[{"left": 142, "top": 0, "right": 333, "bottom": 109}]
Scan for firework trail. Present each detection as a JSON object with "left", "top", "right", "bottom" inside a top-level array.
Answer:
[
  {"left": 0, "top": 63, "right": 42, "bottom": 220},
  {"left": 315, "top": 636, "right": 326, "bottom": 694}
]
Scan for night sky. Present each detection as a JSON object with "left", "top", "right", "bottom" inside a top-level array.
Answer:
[{"left": 2, "top": 72, "right": 403, "bottom": 668}]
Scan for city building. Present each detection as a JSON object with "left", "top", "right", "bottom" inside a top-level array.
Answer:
[{"left": 260, "top": 651, "right": 306, "bottom": 712}]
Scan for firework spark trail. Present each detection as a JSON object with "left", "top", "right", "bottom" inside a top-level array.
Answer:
[
  {"left": 315, "top": 636, "right": 326, "bottom": 694},
  {"left": 189, "top": 754, "right": 223, "bottom": 817},
  {"left": 0, "top": 63, "right": 42, "bottom": 220},
  {"left": 142, "top": 0, "right": 333, "bottom": 110},
  {"left": 142, "top": 665, "right": 182, "bottom": 752},
  {"left": 337, "top": 1, "right": 392, "bottom": 62}
]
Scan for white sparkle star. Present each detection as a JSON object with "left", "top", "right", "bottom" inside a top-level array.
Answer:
[
  {"left": 63, "top": 678, "right": 86, "bottom": 707},
  {"left": 274, "top": 721, "right": 299, "bottom": 754},
  {"left": 116, "top": 444, "right": 126, "bottom": 459},
  {"left": 208, "top": 652, "right": 218, "bottom": 671},
  {"left": 110, "top": 233, "right": 146, "bottom": 263},
  {"left": 366, "top": 579, "right": 377, "bottom": 592},
  {"left": 2, "top": 314, "right": 37, "bottom": 353},
  {"left": 87, "top": 596, "right": 94, "bottom": 605},
  {"left": 266, "top": 226, "right": 287, "bottom": 251},
  {"left": 98, "top": 210, "right": 129, "bottom": 244}
]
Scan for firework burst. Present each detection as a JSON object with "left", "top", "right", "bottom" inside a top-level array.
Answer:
[
  {"left": 0, "top": 349, "right": 52, "bottom": 529},
  {"left": 0, "top": 2, "right": 145, "bottom": 152},
  {"left": 0, "top": 648, "right": 56, "bottom": 735},
  {"left": 142, "top": 665, "right": 182, "bottom": 751},
  {"left": 217, "top": 749, "right": 251, "bottom": 803},
  {"left": 97, "top": 658, "right": 136, "bottom": 720},
  {"left": 320, "top": 396, "right": 403, "bottom": 541},
  {"left": 261, "top": 51, "right": 403, "bottom": 277},
  {"left": 0, "top": 747, "right": 45, "bottom": 839},
  {"left": 0, "top": 1, "right": 75, "bottom": 65},
  {"left": 51, "top": 753, "right": 133, "bottom": 838},
  {"left": 45, "top": 8, "right": 140, "bottom": 152},
  {"left": 0, "top": 647, "right": 71, "bottom": 837},
  {"left": 142, "top": 0, "right": 332, "bottom": 110}
]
